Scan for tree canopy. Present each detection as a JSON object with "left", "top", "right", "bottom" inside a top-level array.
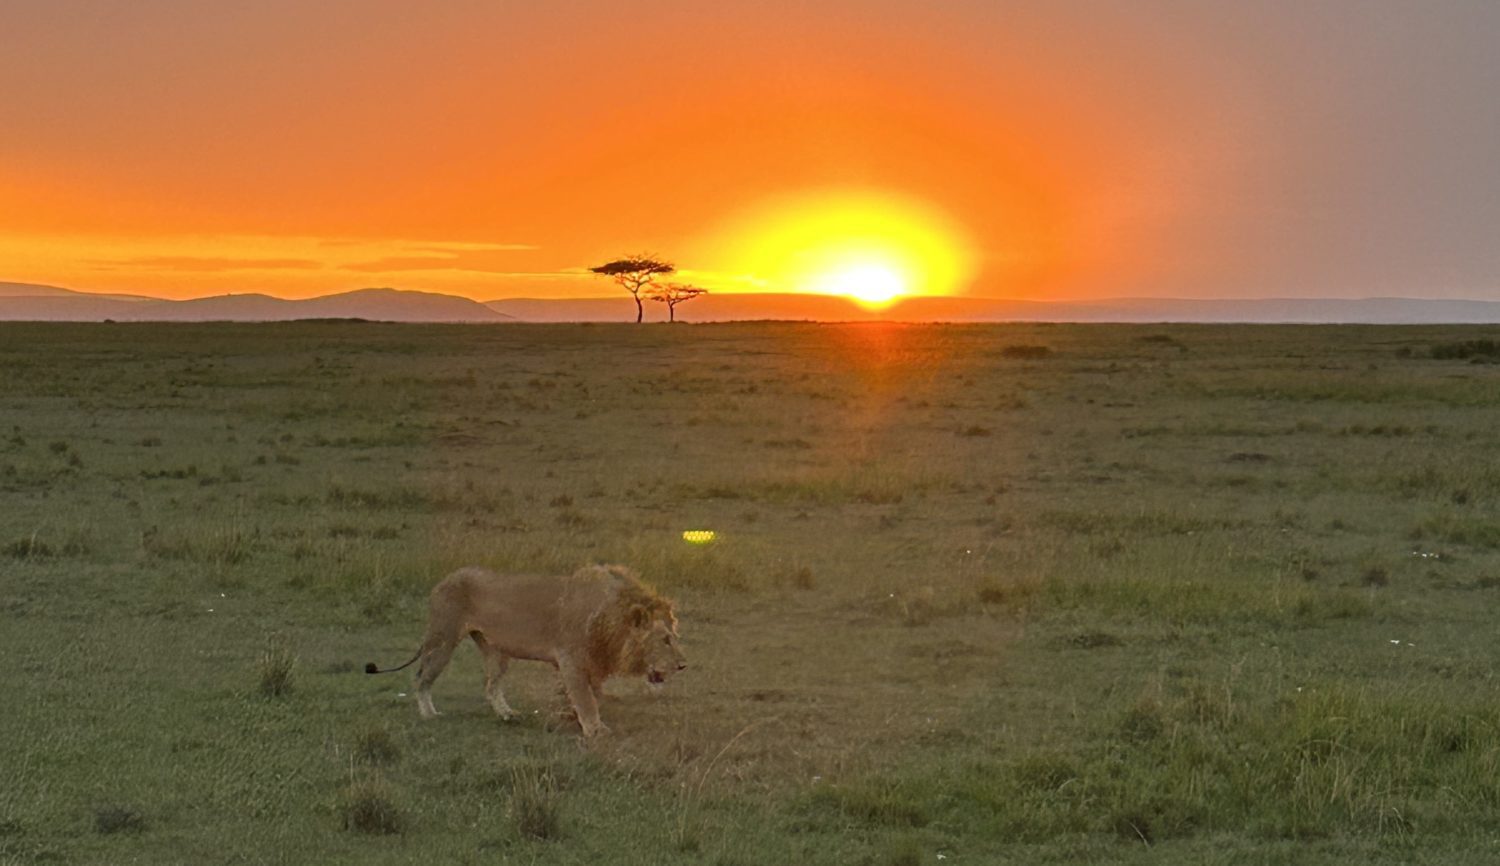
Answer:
[
  {"left": 645, "top": 283, "right": 707, "bottom": 323},
  {"left": 589, "top": 256, "right": 676, "bottom": 323}
]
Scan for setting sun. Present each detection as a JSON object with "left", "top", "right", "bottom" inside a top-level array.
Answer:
[
  {"left": 702, "top": 189, "right": 976, "bottom": 307},
  {"left": 811, "top": 263, "right": 908, "bottom": 307}
]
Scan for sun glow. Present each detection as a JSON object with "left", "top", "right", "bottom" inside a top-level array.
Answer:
[
  {"left": 813, "top": 263, "right": 907, "bottom": 306},
  {"left": 705, "top": 189, "right": 976, "bottom": 308}
]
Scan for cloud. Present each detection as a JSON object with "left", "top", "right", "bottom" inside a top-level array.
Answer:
[
  {"left": 316, "top": 238, "right": 537, "bottom": 251},
  {"left": 407, "top": 243, "right": 538, "bottom": 253},
  {"left": 88, "top": 256, "right": 323, "bottom": 272},
  {"left": 343, "top": 246, "right": 551, "bottom": 274},
  {"left": 674, "top": 268, "right": 771, "bottom": 291}
]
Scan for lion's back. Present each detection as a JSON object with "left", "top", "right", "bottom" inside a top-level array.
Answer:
[{"left": 431, "top": 566, "right": 610, "bottom": 656}]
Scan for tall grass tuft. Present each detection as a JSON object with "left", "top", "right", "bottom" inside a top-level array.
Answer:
[
  {"left": 201, "top": 522, "right": 255, "bottom": 565},
  {"left": 352, "top": 726, "right": 400, "bottom": 766},
  {"left": 339, "top": 776, "right": 403, "bottom": 835},
  {"left": 256, "top": 635, "right": 297, "bottom": 698},
  {"left": 4, "top": 533, "right": 52, "bottom": 559},
  {"left": 672, "top": 719, "right": 777, "bottom": 853},
  {"left": 508, "top": 764, "right": 562, "bottom": 841}
]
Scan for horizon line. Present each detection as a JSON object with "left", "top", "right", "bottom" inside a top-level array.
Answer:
[{"left": 6, "top": 280, "right": 1500, "bottom": 307}]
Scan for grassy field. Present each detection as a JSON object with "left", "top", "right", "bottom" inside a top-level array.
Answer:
[{"left": 4, "top": 321, "right": 1500, "bottom": 864}]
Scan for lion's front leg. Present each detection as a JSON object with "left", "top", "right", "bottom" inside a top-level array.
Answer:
[{"left": 557, "top": 656, "right": 608, "bottom": 737}]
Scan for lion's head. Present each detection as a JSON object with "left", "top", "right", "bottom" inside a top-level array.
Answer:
[
  {"left": 628, "top": 606, "right": 686, "bottom": 686},
  {"left": 584, "top": 567, "right": 687, "bottom": 684}
]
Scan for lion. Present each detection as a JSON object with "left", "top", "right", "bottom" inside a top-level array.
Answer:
[{"left": 365, "top": 564, "right": 685, "bottom": 737}]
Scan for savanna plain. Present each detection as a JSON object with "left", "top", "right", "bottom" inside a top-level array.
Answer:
[{"left": 5, "top": 321, "right": 1500, "bottom": 865}]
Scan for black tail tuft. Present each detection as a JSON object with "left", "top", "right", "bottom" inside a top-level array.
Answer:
[
  {"left": 365, "top": 651, "right": 420, "bottom": 675},
  {"left": 369, "top": 654, "right": 423, "bottom": 675}
]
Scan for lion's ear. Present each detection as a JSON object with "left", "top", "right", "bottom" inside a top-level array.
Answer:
[{"left": 628, "top": 604, "right": 650, "bottom": 629}]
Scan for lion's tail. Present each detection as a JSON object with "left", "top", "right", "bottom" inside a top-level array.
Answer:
[{"left": 364, "top": 651, "right": 420, "bottom": 675}]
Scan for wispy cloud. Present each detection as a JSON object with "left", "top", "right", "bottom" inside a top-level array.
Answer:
[
  {"left": 88, "top": 256, "right": 323, "bottom": 272},
  {"left": 675, "top": 269, "right": 772, "bottom": 291},
  {"left": 409, "top": 242, "right": 538, "bottom": 253},
  {"left": 344, "top": 245, "right": 549, "bottom": 274},
  {"left": 313, "top": 238, "right": 535, "bottom": 250}
]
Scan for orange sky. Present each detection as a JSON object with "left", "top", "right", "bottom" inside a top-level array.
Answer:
[{"left": 2, "top": 2, "right": 1497, "bottom": 302}]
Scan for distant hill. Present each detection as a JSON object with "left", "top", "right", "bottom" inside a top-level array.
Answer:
[
  {"left": 490, "top": 293, "right": 1500, "bottom": 324},
  {"left": 6, "top": 281, "right": 1500, "bottom": 323},
  {"left": 0, "top": 286, "right": 513, "bottom": 322},
  {"left": 0, "top": 283, "right": 154, "bottom": 320},
  {"left": 0, "top": 281, "right": 83, "bottom": 297},
  {"left": 921, "top": 296, "right": 1500, "bottom": 324},
  {"left": 485, "top": 297, "right": 655, "bottom": 323}
]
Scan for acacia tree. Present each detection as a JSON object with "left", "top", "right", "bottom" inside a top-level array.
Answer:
[
  {"left": 589, "top": 255, "right": 675, "bottom": 323},
  {"left": 646, "top": 283, "right": 707, "bottom": 323}
]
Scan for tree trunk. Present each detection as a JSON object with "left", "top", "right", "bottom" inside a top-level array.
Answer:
[
  {"left": 667, "top": 302, "right": 676, "bottom": 323},
  {"left": 633, "top": 293, "right": 643, "bottom": 323}
]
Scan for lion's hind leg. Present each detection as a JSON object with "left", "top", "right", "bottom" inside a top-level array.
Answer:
[
  {"left": 472, "top": 633, "right": 518, "bottom": 721},
  {"left": 414, "top": 633, "right": 460, "bottom": 719},
  {"left": 413, "top": 580, "right": 471, "bottom": 719}
]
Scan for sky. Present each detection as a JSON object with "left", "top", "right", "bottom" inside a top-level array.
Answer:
[{"left": 2, "top": 0, "right": 1498, "bottom": 303}]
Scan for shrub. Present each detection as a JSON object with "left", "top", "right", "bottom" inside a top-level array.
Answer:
[
  {"left": 94, "top": 806, "right": 146, "bottom": 835},
  {"left": 1431, "top": 339, "right": 1500, "bottom": 361},
  {"left": 1138, "top": 334, "right": 1186, "bottom": 350},
  {"left": 775, "top": 564, "right": 816, "bottom": 590}
]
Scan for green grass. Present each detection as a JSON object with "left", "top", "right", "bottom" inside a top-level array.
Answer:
[{"left": 4, "top": 321, "right": 1500, "bottom": 863}]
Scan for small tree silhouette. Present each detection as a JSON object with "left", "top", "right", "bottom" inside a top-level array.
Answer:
[
  {"left": 646, "top": 283, "right": 707, "bottom": 323},
  {"left": 589, "top": 255, "right": 675, "bottom": 323}
]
